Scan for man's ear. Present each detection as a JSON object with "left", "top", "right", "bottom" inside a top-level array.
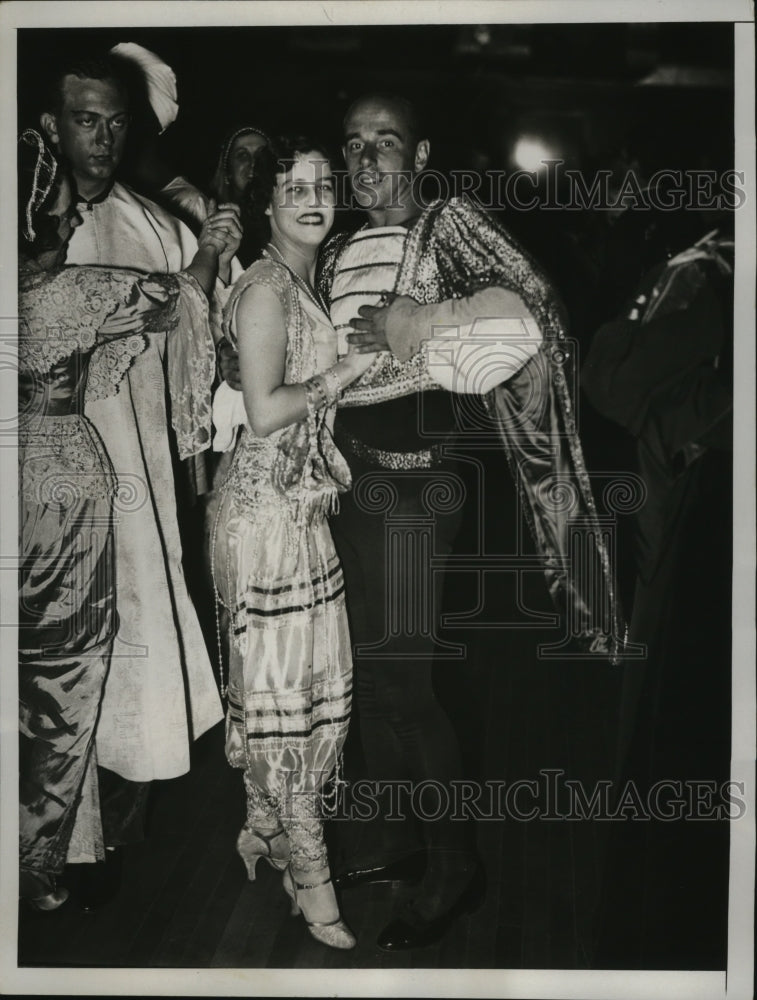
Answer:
[
  {"left": 40, "top": 113, "right": 59, "bottom": 149},
  {"left": 414, "top": 139, "right": 430, "bottom": 173},
  {"left": 341, "top": 145, "right": 348, "bottom": 166}
]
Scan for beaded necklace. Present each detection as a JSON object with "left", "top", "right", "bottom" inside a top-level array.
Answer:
[{"left": 263, "top": 243, "right": 330, "bottom": 318}]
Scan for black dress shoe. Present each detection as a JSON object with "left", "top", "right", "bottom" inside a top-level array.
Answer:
[
  {"left": 74, "top": 848, "right": 123, "bottom": 912},
  {"left": 376, "top": 861, "right": 485, "bottom": 951},
  {"left": 334, "top": 850, "right": 426, "bottom": 890}
]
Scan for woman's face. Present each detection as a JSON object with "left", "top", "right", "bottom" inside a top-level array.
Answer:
[
  {"left": 267, "top": 150, "right": 335, "bottom": 253},
  {"left": 227, "top": 132, "right": 268, "bottom": 202}
]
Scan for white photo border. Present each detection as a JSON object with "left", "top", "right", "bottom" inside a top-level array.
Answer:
[{"left": 1, "top": 2, "right": 753, "bottom": 997}]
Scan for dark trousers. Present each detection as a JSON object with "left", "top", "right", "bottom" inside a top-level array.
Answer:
[
  {"left": 97, "top": 767, "right": 151, "bottom": 848},
  {"left": 330, "top": 457, "right": 471, "bottom": 864}
]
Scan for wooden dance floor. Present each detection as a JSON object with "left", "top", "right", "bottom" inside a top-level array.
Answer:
[
  {"left": 18, "top": 618, "right": 729, "bottom": 971},
  {"left": 18, "top": 448, "right": 731, "bottom": 971}
]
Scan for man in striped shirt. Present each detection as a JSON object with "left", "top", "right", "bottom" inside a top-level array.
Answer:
[{"left": 317, "top": 93, "right": 546, "bottom": 952}]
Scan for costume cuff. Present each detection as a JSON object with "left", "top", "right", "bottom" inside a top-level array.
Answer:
[{"left": 210, "top": 273, "right": 240, "bottom": 344}]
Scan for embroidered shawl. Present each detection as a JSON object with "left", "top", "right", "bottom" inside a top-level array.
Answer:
[{"left": 319, "top": 197, "right": 625, "bottom": 661}]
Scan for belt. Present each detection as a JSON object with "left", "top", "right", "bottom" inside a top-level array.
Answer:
[{"left": 341, "top": 431, "right": 447, "bottom": 470}]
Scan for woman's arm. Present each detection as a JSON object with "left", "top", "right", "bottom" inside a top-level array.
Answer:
[
  {"left": 94, "top": 205, "right": 237, "bottom": 343},
  {"left": 236, "top": 282, "right": 372, "bottom": 438},
  {"left": 184, "top": 244, "right": 222, "bottom": 298},
  {"left": 184, "top": 204, "right": 243, "bottom": 295}
]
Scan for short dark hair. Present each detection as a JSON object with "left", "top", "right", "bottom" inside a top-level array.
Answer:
[
  {"left": 342, "top": 93, "right": 423, "bottom": 146},
  {"left": 242, "top": 135, "right": 333, "bottom": 251},
  {"left": 44, "top": 53, "right": 130, "bottom": 116}
]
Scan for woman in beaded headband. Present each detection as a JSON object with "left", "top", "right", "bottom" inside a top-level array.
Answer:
[
  {"left": 211, "top": 136, "right": 379, "bottom": 950},
  {"left": 210, "top": 125, "right": 270, "bottom": 205},
  {"left": 161, "top": 125, "right": 270, "bottom": 268}
]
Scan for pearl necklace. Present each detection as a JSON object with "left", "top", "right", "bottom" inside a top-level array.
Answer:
[{"left": 263, "top": 243, "right": 329, "bottom": 317}]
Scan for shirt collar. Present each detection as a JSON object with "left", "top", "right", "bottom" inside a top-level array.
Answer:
[{"left": 76, "top": 178, "right": 116, "bottom": 207}]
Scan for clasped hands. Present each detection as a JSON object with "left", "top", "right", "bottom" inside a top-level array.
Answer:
[
  {"left": 198, "top": 200, "right": 243, "bottom": 261},
  {"left": 217, "top": 292, "right": 398, "bottom": 390}
]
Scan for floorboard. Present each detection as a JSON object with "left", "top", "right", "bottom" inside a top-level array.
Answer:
[{"left": 17, "top": 492, "right": 731, "bottom": 974}]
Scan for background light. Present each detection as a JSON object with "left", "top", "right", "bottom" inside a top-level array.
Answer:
[{"left": 512, "top": 136, "right": 557, "bottom": 172}]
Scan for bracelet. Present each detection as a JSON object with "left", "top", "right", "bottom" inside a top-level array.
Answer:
[
  {"left": 302, "top": 366, "right": 343, "bottom": 413},
  {"left": 320, "top": 366, "right": 343, "bottom": 405},
  {"left": 303, "top": 376, "right": 326, "bottom": 409}
]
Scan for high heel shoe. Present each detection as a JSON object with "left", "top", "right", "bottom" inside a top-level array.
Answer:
[
  {"left": 236, "top": 825, "right": 290, "bottom": 881},
  {"left": 282, "top": 865, "right": 356, "bottom": 950}
]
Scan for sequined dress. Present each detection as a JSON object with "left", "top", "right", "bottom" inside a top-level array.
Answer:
[
  {"left": 18, "top": 264, "right": 214, "bottom": 876},
  {"left": 212, "top": 258, "right": 352, "bottom": 871}
]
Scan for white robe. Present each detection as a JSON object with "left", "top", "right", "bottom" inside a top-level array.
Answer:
[{"left": 67, "top": 180, "right": 223, "bottom": 781}]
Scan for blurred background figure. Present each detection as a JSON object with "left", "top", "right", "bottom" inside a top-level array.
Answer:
[
  {"left": 162, "top": 124, "right": 271, "bottom": 266},
  {"left": 583, "top": 204, "right": 733, "bottom": 962},
  {"left": 584, "top": 205, "right": 733, "bottom": 786}
]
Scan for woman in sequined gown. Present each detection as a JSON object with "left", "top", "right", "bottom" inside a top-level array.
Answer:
[
  {"left": 211, "top": 138, "right": 375, "bottom": 949},
  {"left": 18, "top": 136, "right": 238, "bottom": 910}
]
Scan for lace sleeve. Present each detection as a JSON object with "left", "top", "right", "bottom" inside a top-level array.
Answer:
[
  {"left": 165, "top": 271, "right": 217, "bottom": 459},
  {"left": 85, "top": 271, "right": 181, "bottom": 403},
  {"left": 84, "top": 335, "right": 147, "bottom": 401},
  {"left": 212, "top": 260, "right": 297, "bottom": 455},
  {"left": 18, "top": 267, "right": 143, "bottom": 376}
]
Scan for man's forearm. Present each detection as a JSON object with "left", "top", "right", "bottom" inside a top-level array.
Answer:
[
  {"left": 384, "top": 286, "right": 543, "bottom": 394},
  {"left": 384, "top": 287, "right": 539, "bottom": 362}
]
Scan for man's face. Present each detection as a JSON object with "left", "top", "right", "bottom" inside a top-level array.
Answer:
[
  {"left": 42, "top": 75, "right": 129, "bottom": 196},
  {"left": 342, "top": 98, "right": 428, "bottom": 212}
]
